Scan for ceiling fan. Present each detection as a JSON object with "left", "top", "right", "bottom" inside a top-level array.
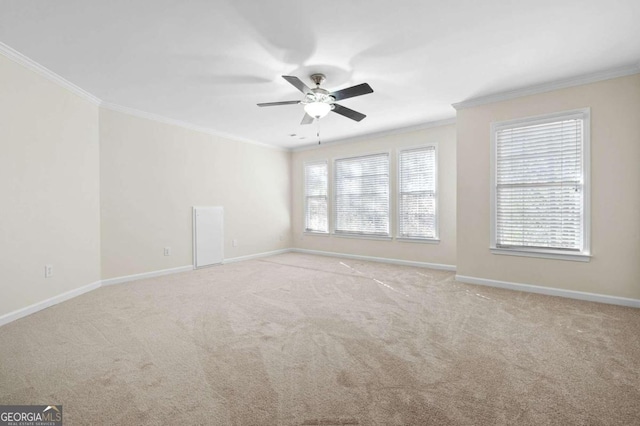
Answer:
[{"left": 257, "top": 74, "right": 373, "bottom": 125}]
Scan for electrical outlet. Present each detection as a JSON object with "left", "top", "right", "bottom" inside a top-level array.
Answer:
[
  {"left": 232, "top": 239, "right": 238, "bottom": 247},
  {"left": 279, "top": 233, "right": 284, "bottom": 241},
  {"left": 164, "top": 247, "right": 171, "bottom": 256},
  {"left": 45, "top": 264, "right": 53, "bottom": 278}
]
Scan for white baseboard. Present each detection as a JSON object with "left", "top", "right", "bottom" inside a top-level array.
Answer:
[
  {"left": 3, "top": 254, "right": 636, "bottom": 328},
  {"left": 0, "top": 281, "right": 101, "bottom": 327},
  {"left": 292, "top": 248, "right": 456, "bottom": 271},
  {"left": 223, "top": 248, "right": 293, "bottom": 264},
  {"left": 455, "top": 275, "right": 640, "bottom": 308},
  {"left": 101, "top": 265, "right": 194, "bottom": 286},
  {"left": 0, "top": 250, "right": 296, "bottom": 327}
]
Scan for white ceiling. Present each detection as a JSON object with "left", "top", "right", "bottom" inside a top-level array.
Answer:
[{"left": 1, "top": 0, "right": 639, "bottom": 149}]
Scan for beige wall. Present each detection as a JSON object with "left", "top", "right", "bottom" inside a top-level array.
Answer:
[
  {"left": 0, "top": 55, "right": 101, "bottom": 317},
  {"left": 99, "top": 108, "right": 292, "bottom": 279},
  {"left": 456, "top": 74, "right": 640, "bottom": 299},
  {"left": 3, "top": 42, "right": 637, "bottom": 321},
  {"left": 291, "top": 125, "right": 457, "bottom": 267}
]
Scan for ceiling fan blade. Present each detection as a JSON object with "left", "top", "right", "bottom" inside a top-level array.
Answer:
[
  {"left": 332, "top": 104, "right": 367, "bottom": 122},
  {"left": 282, "top": 75, "right": 312, "bottom": 94},
  {"left": 301, "top": 113, "right": 315, "bottom": 125},
  {"left": 330, "top": 83, "right": 374, "bottom": 101},
  {"left": 257, "top": 100, "right": 301, "bottom": 107}
]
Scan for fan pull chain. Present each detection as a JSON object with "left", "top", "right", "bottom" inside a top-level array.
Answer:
[{"left": 317, "top": 118, "right": 321, "bottom": 145}]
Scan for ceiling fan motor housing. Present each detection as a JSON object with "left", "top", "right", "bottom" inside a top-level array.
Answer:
[
  {"left": 304, "top": 88, "right": 334, "bottom": 105},
  {"left": 304, "top": 74, "right": 335, "bottom": 106}
]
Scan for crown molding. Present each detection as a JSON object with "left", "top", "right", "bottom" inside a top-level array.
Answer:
[
  {"left": 452, "top": 63, "right": 640, "bottom": 110},
  {"left": 0, "top": 41, "right": 102, "bottom": 105},
  {"left": 0, "top": 41, "right": 287, "bottom": 151},
  {"left": 292, "top": 117, "right": 456, "bottom": 152},
  {"left": 99, "top": 102, "right": 287, "bottom": 152}
]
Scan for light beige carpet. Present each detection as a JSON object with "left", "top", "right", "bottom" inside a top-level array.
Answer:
[{"left": 1, "top": 253, "right": 639, "bottom": 425}]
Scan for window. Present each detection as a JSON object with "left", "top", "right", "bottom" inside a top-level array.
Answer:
[
  {"left": 491, "top": 108, "right": 590, "bottom": 261},
  {"left": 304, "top": 161, "right": 328, "bottom": 233},
  {"left": 334, "top": 153, "right": 390, "bottom": 237},
  {"left": 398, "top": 146, "right": 437, "bottom": 240}
]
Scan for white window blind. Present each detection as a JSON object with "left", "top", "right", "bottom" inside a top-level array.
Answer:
[
  {"left": 494, "top": 114, "right": 586, "bottom": 252},
  {"left": 334, "top": 153, "right": 389, "bottom": 236},
  {"left": 304, "top": 161, "right": 328, "bottom": 233},
  {"left": 399, "top": 146, "right": 437, "bottom": 239}
]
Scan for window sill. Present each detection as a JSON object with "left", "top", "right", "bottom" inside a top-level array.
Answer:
[
  {"left": 490, "top": 247, "right": 591, "bottom": 262},
  {"left": 332, "top": 233, "right": 392, "bottom": 241},
  {"left": 303, "top": 231, "right": 330, "bottom": 237},
  {"left": 396, "top": 237, "right": 440, "bottom": 244}
]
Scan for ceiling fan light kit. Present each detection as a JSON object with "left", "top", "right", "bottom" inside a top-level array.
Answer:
[
  {"left": 304, "top": 101, "right": 332, "bottom": 118},
  {"left": 257, "top": 73, "right": 373, "bottom": 125}
]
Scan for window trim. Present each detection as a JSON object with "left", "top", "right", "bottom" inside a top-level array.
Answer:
[
  {"left": 489, "top": 108, "right": 591, "bottom": 262},
  {"left": 303, "top": 159, "right": 329, "bottom": 235},
  {"left": 396, "top": 143, "right": 440, "bottom": 242},
  {"left": 332, "top": 151, "right": 391, "bottom": 238}
]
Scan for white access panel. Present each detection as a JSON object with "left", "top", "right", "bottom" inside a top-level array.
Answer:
[{"left": 193, "top": 206, "right": 224, "bottom": 268}]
